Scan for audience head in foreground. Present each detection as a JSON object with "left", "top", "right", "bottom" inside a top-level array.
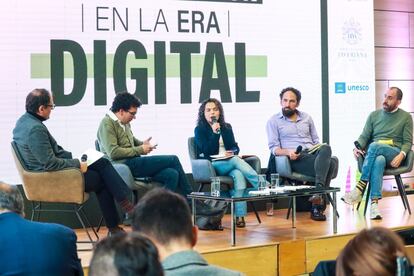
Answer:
[
  {"left": 0, "top": 181, "right": 83, "bottom": 276},
  {"left": 89, "top": 232, "right": 163, "bottom": 276},
  {"left": 132, "top": 188, "right": 243, "bottom": 275},
  {"left": 0, "top": 181, "right": 24, "bottom": 215},
  {"left": 336, "top": 227, "right": 413, "bottom": 276}
]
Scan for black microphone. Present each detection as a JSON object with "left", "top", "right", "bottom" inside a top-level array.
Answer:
[
  {"left": 295, "top": 145, "right": 302, "bottom": 154},
  {"left": 354, "top": 141, "right": 365, "bottom": 157},
  {"left": 354, "top": 141, "right": 363, "bottom": 151},
  {"left": 81, "top": 154, "right": 88, "bottom": 162},
  {"left": 211, "top": 116, "right": 221, "bottom": 134}
]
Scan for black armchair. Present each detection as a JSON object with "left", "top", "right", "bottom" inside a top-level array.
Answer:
[
  {"left": 188, "top": 137, "right": 262, "bottom": 223},
  {"left": 274, "top": 155, "right": 339, "bottom": 219},
  {"left": 356, "top": 150, "right": 413, "bottom": 215}
]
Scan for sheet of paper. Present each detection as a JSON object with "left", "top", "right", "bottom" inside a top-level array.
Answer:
[
  {"left": 79, "top": 148, "right": 104, "bottom": 166},
  {"left": 210, "top": 154, "right": 237, "bottom": 161}
]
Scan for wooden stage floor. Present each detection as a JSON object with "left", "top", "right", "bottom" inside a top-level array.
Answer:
[{"left": 77, "top": 194, "right": 414, "bottom": 275}]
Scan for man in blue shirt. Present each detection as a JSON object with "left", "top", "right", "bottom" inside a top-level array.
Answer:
[{"left": 266, "top": 87, "right": 336, "bottom": 221}]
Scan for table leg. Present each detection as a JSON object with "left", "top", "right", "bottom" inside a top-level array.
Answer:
[
  {"left": 333, "top": 192, "right": 337, "bottom": 234},
  {"left": 292, "top": 196, "right": 296, "bottom": 228},
  {"left": 192, "top": 198, "right": 196, "bottom": 226},
  {"left": 231, "top": 201, "right": 235, "bottom": 246}
]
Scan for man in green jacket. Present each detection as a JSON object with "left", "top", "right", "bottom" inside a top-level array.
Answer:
[
  {"left": 97, "top": 92, "right": 220, "bottom": 216},
  {"left": 342, "top": 87, "right": 413, "bottom": 220}
]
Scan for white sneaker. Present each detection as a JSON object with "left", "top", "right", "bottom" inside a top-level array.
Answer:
[
  {"left": 370, "top": 202, "right": 382, "bottom": 220},
  {"left": 341, "top": 188, "right": 362, "bottom": 205}
]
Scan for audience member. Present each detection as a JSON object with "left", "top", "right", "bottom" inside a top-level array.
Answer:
[
  {"left": 89, "top": 232, "right": 163, "bottom": 276},
  {"left": 0, "top": 181, "right": 83, "bottom": 275},
  {"left": 132, "top": 188, "right": 243, "bottom": 276},
  {"left": 13, "top": 88, "right": 135, "bottom": 236},
  {"left": 194, "top": 98, "right": 260, "bottom": 227},
  {"left": 336, "top": 227, "right": 413, "bottom": 276}
]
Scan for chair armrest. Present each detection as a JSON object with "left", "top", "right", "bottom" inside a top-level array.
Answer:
[
  {"left": 112, "top": 163, "right": 136, "bottom": 188},
  {"left": 330, "top": 156, "right": 339, "bottom": 179},
  {"left": 275, "top": 155, "right": 292, "bottom": 177},
  {"left": 357, "top": 150, "right": 413, "bottom": 175},
  {"left": 243, "top": 156, "right": 261, "bottom": 174},
  {"left": 21, "top": 168, "right": 85, "bottom": 204},
  {"left": 384, "top": 150, "right": 414, "bottom": 175},
  {"left": 191, "top": 159, "right": 216, "bottom": 183}
]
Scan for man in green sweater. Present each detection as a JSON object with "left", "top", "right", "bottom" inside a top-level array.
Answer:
[
  {"left": 97, "top": 92, "right": 221, "bottom": 216},
  {"left": 342, "top": 87, "right": 413, "bottom": 219}
]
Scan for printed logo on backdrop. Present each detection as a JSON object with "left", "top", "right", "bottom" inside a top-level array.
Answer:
[
  {"left": 334, "top": 82, "right": 369, "bottom": 94},
  {"left": 337, "top": 18, "right": 367, "bottom": 61},
  {"left": 342, "top": 18, "right": 361, "bottom": 45},
  {"left": 181, "top": 0, "right": 263, "bottom": 3}
]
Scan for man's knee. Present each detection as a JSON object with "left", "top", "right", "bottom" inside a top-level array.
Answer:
[
  {"left": 159, "top": 168, "right": 179, "bottom": 180},
  {"left": 155, "top": 168, "right": 179, "bottom": 189},
  {"left": 169, "top": 168, "right": 179, "bottom": 180},
  {"left": 319, "top": 144, "right": 332, "bottom": 156},
  {"left": 92, "top": 157, "right": 112, "bottom": 170},
  {"left": 163, "top": 155, "right": 180, "bottom": 164},
  {"left": 367, "top": 142, "right": 382, "bottom": 153},
  {"left": 375, "top": 155, "right": 386, "bottom": 167}
]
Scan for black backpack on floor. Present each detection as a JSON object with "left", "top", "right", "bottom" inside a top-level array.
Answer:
[{"left": 195, "top": 200, "right": 227, "bottom": 231}]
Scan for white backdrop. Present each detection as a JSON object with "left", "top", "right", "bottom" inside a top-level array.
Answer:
[
  {"left": 0, "top": 0, "right": 374, "bottom": 189},
  {"left": 328, "top": 0, "right": 375, "bottom": 190}
]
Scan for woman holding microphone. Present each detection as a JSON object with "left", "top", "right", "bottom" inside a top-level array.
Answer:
[{"left": 194, "top": 98, "right": 260, "bottom": 228}]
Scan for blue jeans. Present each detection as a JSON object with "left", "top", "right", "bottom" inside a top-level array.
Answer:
[
  {"left": 212, "top": 156, "right": 259, "bottom": 217},
  {"left": 360, "top": 142, "right": 400, "bottom": 199},
  {"left": 125, "top": 155, "right": 193, "bottom": 197}
]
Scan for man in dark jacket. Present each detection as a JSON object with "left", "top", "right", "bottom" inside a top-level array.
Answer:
[
  {"left": 13, "top": 88, "right": 135, "bottom": 235},
  {"left": 0, "top": 181, "right": 83, "bottom": 275}
]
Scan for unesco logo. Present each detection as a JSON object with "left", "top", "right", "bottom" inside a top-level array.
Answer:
[
  {"left": 335, "top": 82, "right": 370, "bottom": 94},
  {"left": 181, "top": 0, "right": 263, "bottom": 3}
]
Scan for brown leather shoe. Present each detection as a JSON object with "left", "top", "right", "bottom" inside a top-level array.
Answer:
[{"left": 236, "top": 217, "right": 246, "bottom": 228}]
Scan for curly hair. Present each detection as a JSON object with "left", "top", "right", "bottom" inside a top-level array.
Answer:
[
  {"left": 110, "top": 92, "right": 142, "bottom": 113},
  {"left": 279, "top": 87, "right": 302, "bottom": 103},
  {"left": 196, "top": 98, "right": 226, "bottom": 128}
]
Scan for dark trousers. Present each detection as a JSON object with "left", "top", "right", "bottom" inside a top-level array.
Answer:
[
  {"left": 84, "top": 158, "right": 130, "bottom": 228},
  {"left": 125, "top": 155, "right": 193, "bottom": 197},
  {"left": 290, "top": 144, "right": 334, "bottom": 187}
]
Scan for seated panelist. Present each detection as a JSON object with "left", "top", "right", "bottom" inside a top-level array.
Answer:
[
  {"left": 97, "top": 92, "right": 221, "bottom": 217},
  {"left": 194, "top": 98, "right": 261, "bottom": 228},
  {"left": 12, "top": 88, "right": 134, "bottom": 236},
  {"left": 266, "top": 87, "right": 337, "bottom": 221}
]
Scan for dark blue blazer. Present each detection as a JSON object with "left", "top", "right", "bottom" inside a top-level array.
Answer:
[
  {"left": 194, "top": 123, "right": 240, "bottom": 160},
  {"left": 0, "top": 212, "right": 83, "bottom": 276}
]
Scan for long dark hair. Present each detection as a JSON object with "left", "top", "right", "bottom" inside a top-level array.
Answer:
[{"left": 196, "top": 98, "right": 226, "bottom": 128}]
